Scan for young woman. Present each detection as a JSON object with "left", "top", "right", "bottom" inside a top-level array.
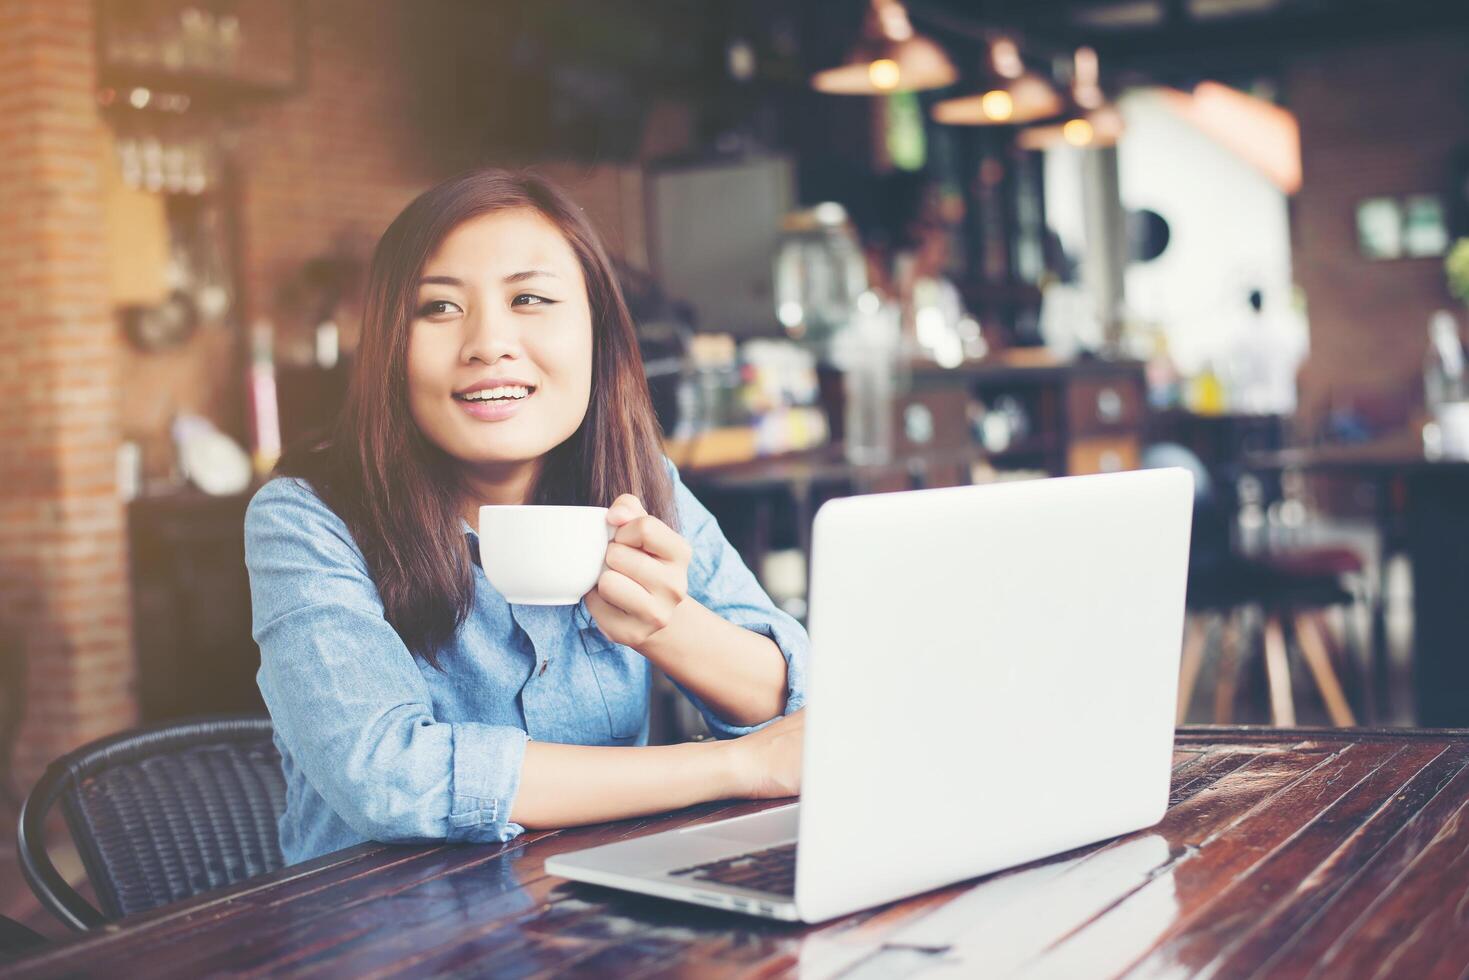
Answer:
[{"left": 244, "top": 169, "right": 807, "bottom": 865}]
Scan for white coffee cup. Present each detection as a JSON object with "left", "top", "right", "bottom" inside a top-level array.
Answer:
[{"left": 478, "top": 505, "right": 612, "bottom": 605}]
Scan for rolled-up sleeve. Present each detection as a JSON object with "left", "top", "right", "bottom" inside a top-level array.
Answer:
[
  {"left": 245, "top": 477, "right": 527, "bottom": 845},
  {"left": 666, "top": 462, "right": 810, "bottom": 738}
]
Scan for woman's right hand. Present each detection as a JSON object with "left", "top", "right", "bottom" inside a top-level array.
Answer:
[{"left": 725, "top": 708, "right": 805, "bottom": 799}]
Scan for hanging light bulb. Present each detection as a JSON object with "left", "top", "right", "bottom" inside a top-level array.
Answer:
[
  {"left": 1063, "top": 117, "right": 1095, "bottom": 146},
  {"left": 931, "top": 34, "right": 1063, "bottom": 126},
  {"left": 934, "top": 75, "right": 1061, "bottom": 125},
  {"left": 868, "top": 58, "right": 902, "bottom": 90},
  {"left": 980, "top": 89, "right": 1014, "bottom": 122},
  {"left": 1017, "top": 105, "right": 1124, "bottom": 150},
  {"left": 811, "top": 0, "right": 958, "bottom": 95}
]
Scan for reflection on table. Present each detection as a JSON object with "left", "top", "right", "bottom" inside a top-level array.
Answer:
[{"left": 10, "top": 728, "right": 1467, "bottom": 977}]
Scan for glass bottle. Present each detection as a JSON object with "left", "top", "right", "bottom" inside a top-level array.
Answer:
[
  {"left": 1424, "top": 310, "right": 1466, "bottom": 416},
  {"left": 840, "top": 295, "right": 900, "bottom": 466}
]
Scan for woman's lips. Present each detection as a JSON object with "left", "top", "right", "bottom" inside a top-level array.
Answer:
[{"left": 454, "top": 391, "right": 532, "bottom": 421}]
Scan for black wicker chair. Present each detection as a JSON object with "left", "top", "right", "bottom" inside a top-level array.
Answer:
[
  {"left": 0, "top": 914, "right": 47, "bottom": 963},
  {"left": 17, "top": 716, "right": 286, "bottom": 930}
]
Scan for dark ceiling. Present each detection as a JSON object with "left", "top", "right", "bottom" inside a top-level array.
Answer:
[{"left": 911, "top": 0, "right": 1469, "bottom": 83}]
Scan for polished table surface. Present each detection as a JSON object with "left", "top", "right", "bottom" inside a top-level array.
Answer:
[{"left": 10, "top": 728, "right": 1469, "bottom": 978}]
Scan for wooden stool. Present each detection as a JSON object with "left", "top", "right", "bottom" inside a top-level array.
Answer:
[{"left": 1178, "top": 558, "right": 1359, "bottom": 727}]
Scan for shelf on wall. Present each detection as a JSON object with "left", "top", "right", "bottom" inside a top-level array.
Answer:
[{"left": 99, "top": 64, "right": 299, "bottom": 112}]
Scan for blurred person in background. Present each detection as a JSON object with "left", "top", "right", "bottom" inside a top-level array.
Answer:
[{"left": 1223, "top": 287, "right": 1307, "bottom": 415}]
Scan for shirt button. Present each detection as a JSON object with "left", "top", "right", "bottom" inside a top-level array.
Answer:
[{"left": 538, "top": 659, "right": 549, "bottom": 677}]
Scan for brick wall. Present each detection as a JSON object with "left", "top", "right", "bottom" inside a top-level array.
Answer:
[
  {"left": 0, "top": 0, "right": 653, "bottom": 783},
  {"left": 118, "top": 0, "right": 444, "bottom": 467},
  {"left": 124, "top": 0, "right": 648, "bottom": 460},
  {"left": 1288, "top": 34, "right": 1469, "bottom": 427},
  {"left": 0, "top": 0, "right": 137, "bottom": 783},
  {"left": 230, "top": 0, "right": 445, "bottom": 360}
]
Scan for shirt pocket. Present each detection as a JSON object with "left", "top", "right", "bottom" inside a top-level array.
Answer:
[{"left": 579, "top": 630, "right": 646, "bottom": 741}]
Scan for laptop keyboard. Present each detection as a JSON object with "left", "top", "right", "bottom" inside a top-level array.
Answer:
[{"left": 666, "top": 842, "right": 797, "bottom": 896}]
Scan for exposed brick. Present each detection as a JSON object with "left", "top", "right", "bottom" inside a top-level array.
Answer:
[
  {"left": 3, "top": 0, "right": 645, "bottom": 789},
  {"left": 1289, "top": 36, "right": 1469, "bottom": 426},
  {"left": 0, "top": 0, "right": 135, "bottom": 786}
]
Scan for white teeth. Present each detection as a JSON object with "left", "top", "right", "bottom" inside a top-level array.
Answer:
[{"left": 461, "top": 385, "right": 530, "bottom": 401}]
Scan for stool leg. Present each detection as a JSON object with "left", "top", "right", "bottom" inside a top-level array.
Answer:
[
  {"left": 1321, "top": 606, "right": 1365, "bottom": 718},
  {"left": 1327, "top": 605, "right": 1369, "bottom": 719},
  {"left": 1264, "top": 614, "right": 1297, "bottom": 727},
  {"left": 1178, "top": 615, "right": 1209, "bottom": 725},
  {"left": 1295, "top": 612, "right": 1357, "bottom": 727},
  {"left": 1214, "top": 611, "right": 1242, "bottom": 724}
]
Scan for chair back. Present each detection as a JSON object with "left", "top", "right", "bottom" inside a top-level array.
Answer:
[
  {"left": 0, "top": 914, "right": 46, "bottom": 963},
  {"left": 18, "top": 716, "right": 285, "bottom": 929}
]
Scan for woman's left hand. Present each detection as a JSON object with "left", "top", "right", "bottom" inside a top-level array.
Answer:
[{"left": 585, "top": 494, "right": 694, "bottom": 650}]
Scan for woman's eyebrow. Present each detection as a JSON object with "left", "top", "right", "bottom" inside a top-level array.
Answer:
[
  {"left": 503, "top": 269, "right": 559, "bottom": 283},
  {"left": 417, "top": 270, "right": 559, "bottom": 288}
]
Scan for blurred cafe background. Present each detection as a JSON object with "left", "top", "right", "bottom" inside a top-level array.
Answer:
[{"left": 2, "top": 0, "right": 1469, "bottom": 929}]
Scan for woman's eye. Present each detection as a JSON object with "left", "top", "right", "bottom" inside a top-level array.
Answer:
[
  {"left": 418, "top": 300, "right": 461, "bottom": 317},
  {"left": 511, "top": 293, "right": 556, "bottom": 308}
]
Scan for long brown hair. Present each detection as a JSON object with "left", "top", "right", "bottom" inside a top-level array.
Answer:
[{"left": 278, "top": 169, "right": 674, "bottom": 666}]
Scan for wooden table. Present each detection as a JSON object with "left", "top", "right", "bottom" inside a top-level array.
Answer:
[
  {"left": 10, "top": 728, "right": 1469, "bottom": 978},
  {"left": 1245, "top": 434, "right": 1469, "bottom": 726}
]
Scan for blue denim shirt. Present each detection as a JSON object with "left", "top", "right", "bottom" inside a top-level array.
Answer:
[{"left": 244, "top": 463, "right": 809, "bottom": 865}]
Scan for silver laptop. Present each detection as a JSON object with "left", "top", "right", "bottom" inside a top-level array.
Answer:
[{"left": 546, "top": 468, "right": 1194, "bottom": 923}]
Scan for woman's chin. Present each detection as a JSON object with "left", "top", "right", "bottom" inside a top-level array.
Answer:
[
  {"left": 435, "top": 416, "right": 582, "bottom": 471},
  {"left": 455, "top": 448, "right": 542, "bottom": 470},
  {"left": 440, "top": 425, "right": 544, "bottom": 466}
]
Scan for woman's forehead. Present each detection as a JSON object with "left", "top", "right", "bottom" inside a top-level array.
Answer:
[{"left": 423, "top": 208, "right": 582, "bottom": 282}]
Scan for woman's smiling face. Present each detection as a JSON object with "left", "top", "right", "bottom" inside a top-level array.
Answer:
[{"left": 406, "top": 208, "right": 594, "bottom": 477}]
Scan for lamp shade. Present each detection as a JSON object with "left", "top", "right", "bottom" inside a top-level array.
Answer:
[
  {"left": 932, "top": 73, "right": 1063, "bottom": 125},
  {"left": 1016, "top": 104, "right": 1125, "bottom": 149},
  {"left": 811, "top": 0, "right": 958, "bottom": 95},
  {"left": 931, "top": 33, "right": 1063, "bottom": 125},
  {"left": 1009, "top": 45, "right": 1123, "bottom": 149}
]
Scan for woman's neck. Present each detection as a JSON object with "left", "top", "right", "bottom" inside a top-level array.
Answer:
[{"left": 459, "top": 459, "right": 540, "bottom": 527}]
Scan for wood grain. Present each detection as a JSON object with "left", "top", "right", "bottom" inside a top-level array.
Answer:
[{"left": 8, "top": 729, "right": 1469, "bottom": 979}]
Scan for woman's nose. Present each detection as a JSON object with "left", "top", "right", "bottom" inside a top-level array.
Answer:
[{"left": 459, "top": 308, "right": 520, "bottom": 365}]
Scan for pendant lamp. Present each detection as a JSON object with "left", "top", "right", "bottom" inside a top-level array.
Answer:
[
  {"left": 811, "top": 0, "right": 958, "bottom": 95},
  {"left": 930, "top": 36, "right": 1063, "bottom": 125},
  {"left": 1015, "top": 48, "right": 1124, "bottom": 149},
  {"left": 1016, "top": 104, "right": 1125, "bottom": 149}
]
